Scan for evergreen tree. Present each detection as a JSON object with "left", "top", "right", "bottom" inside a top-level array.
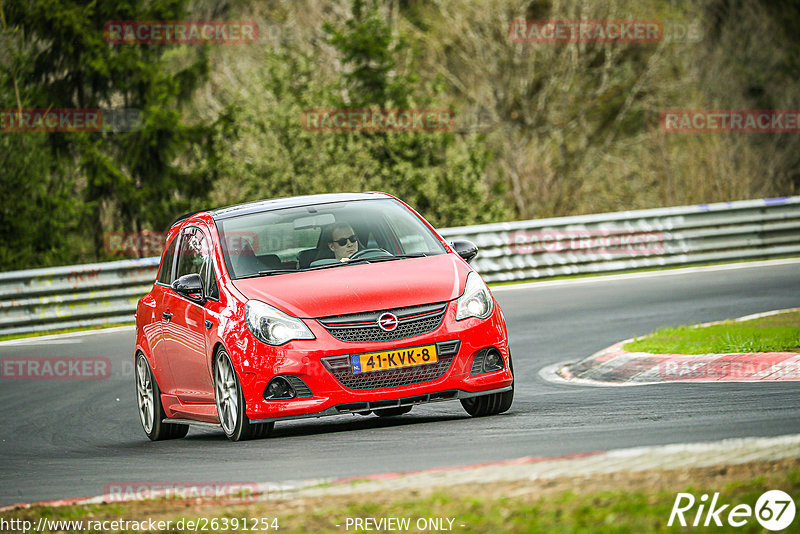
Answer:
[{"left": 1, "top": 0, "right": 220, "bottom": 268}]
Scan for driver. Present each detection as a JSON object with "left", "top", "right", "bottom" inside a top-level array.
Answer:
[{"left": 327, "top": 222, "right": 359, "bottom": 261}]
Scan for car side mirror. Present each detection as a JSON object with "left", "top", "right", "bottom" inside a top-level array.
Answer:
[
  {"left": 451, "top": 240, "right": 478, "bottom": 263},
  {"left": 172, "top": 273, "right": 206, "bottom": 304}
]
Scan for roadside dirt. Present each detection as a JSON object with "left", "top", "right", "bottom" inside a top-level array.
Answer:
[{"left": 10, "top": 457, "right": 795, "bottom": 523}]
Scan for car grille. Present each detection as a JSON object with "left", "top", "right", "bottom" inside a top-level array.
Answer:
[
  {"left": 325, "top": 355, "right": 455, "bottom": 390},
  {"left": 317, "top": 302, "right": 448, "bottom": 343},
  {"left": 322, "top": 340, "right": 461, "bottom": 390}
]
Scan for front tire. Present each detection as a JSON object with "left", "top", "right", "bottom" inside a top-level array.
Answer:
[
  {"left": 136, "top": 353, "right": 189, "bottom": 440},
  {"left": 461, "top": 355, "right": 514, "bottom": 417},
  {"left": 214, "top": 348, "right": 274, "bottom": 441},
  {"left": 460, "top": 386, "right": 514, "bottom": 417}
]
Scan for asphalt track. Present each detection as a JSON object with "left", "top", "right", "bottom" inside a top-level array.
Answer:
[{"left": 0, "top": 260, "right": 798, "bottom": 506}]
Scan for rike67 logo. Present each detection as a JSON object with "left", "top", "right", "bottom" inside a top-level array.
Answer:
[{"left": 669, "top": 490, "right": 796, "bottom": 531}]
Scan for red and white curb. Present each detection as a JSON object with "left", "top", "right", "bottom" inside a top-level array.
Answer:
[
  {"left": 542, "top": 308, "right": 800, "bottom": 386},
  {"left": 4, "top": 434, "right": 800, "bottom": 511}
]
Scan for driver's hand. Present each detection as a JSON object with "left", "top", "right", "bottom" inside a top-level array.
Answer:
[{"left": 340, "top": 257, "right": 350, "bottom": 263}]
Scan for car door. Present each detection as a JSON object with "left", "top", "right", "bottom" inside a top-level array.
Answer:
[
  {"left": 161, "top": 226, "right": 214, "bottom": 403},
  {"left": 150, "top": 233, "right": 179, "bottom": 394}
]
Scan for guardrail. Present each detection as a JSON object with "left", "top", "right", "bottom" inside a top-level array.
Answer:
[
  {"left": 1, "top": 196, "right": 798, "bottom": 336},
  {"left": 0, "top": 258, "right": 159, "bottom": 336},
  {"left": 440, "top": 196, "right": 800, "bottom": 283}
]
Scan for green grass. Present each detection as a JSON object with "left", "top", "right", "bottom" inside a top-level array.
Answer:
[
  {"left": 301, "top": 491, "right": 674, "bottom": 533},
  {"left": 624, "top": 310, "right": 800, "bottom": 355},
  {"left": 3, "top": 463, "right": 798, "bottom": 533}
]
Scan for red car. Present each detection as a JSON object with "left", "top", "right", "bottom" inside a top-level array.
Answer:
[{"left": 135, "top": 192, "right": 514, "bottom": 441}]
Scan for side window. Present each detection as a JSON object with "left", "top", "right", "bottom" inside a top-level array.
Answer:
[
  {"left": 175, "top": 228, "right": 210, "bottom": 279},
  {"left": 201, "top": 257, "right": 220, "bottom": 300},
  {"left": 175, "top": 226, "right": 220, "bottom": 300},
  {"left": 157, "top": 235, "right": 178, "bottom": 285}
]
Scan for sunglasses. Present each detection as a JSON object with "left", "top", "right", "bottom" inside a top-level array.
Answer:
[{"left": 333, "top": 235, "right": 358, "bottom": 246}]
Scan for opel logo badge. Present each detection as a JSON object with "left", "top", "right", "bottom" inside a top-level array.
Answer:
[{"left": 377, "top": 312, "right": 399, "bottom": 332}]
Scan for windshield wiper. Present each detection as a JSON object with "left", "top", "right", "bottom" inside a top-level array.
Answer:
[
  {"left": 345, "top": 253, "right": 428, "bottom": 265},
  {"left": 238, "top": 254, "right": 429, "bottom": 278},
  {"left": 236, "top": 269, "right": 296, "bottom": 279},
  {"left": 258, "top": 262, "right": 351, "bottom": 275},
  {"left": 257, "top": 269, "right": 299, "bottom": 276}
]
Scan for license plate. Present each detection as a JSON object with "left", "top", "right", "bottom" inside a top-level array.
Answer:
[{"left": 352, "top": 344, "right": 438, "bottom": 373}]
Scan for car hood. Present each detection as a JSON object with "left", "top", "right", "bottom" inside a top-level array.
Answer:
[{"left": 231, "top": 253, "right": 470, "bottom": 318}]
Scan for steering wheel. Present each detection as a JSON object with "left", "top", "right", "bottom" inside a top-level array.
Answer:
[{"left": 349, "top": 248, "right": 392, "bottom": 260}]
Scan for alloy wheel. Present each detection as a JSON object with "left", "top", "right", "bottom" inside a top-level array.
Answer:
[
  {"left": 215, "top": 351, "right": 239, "bottom": 435},
  {"left": 136, "top": 355, "right": 154, "bottom": 434}
]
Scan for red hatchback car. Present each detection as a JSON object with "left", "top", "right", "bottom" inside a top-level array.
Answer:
[{"left": 135, "top": 192, "right": 514, "bottom": 441}]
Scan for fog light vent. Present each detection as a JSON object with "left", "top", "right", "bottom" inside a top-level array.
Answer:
[
  {"left": 264, "top": 375, "right": 313, "bottom": 400},
  {"left": 436, "top": 339, "right": 461, "bottom": 356},
  {"left": 470, "top": 348, "right": 505, "bottom": 375},
  {"left": 470, "top": 351, "right": 485, "bottom": 375},
  {"left": 483, "top": 348, "right": 504, "bottom": 373}
]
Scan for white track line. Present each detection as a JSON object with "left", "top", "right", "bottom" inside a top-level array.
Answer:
[
  {"left": 0, "top": 325, "right": 134, "bottom": 347},
  {"left": 3, "top": 257, "right": 797, "bottom": 345},
  {"left": 491, "top": 257, "right": 800, "bottom": 292}
]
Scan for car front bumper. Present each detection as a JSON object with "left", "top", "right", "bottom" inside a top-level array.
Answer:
[{"left": 230, "top": 300, "right": 513, "bottom": 421}]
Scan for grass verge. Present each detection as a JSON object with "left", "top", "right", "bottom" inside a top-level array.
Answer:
[
  {"left": 624, "top": 310, "right": 800, "bottom": 355},
  {"left": 2, "top": 459, "right": 798, "bottom": 533}
]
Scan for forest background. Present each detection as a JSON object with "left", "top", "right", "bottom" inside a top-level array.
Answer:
[{"left": 1, "top": 0, "right": 797, "bottom": 270}]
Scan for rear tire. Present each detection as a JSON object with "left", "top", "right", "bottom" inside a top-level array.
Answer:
[
  {"left": 374, "top": 406, "right": 412, "bottom": 417},
  {"left": 136, "top": 353, "right": 189, "bottom": 440},
  {"left": 214, "top": 348, "right": 274, "bottom": 441}
]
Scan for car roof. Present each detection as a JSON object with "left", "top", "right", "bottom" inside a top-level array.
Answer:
[{"left": 172, "top": 192, "right": 391, "bottom": 226}]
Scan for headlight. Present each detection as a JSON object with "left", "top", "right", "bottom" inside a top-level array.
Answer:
[
  {"left": 456, "top": 272, "right": 493, "bottom": 320},
  {"left": 245, "top": 300, "right": 315, "bottom": 345}
]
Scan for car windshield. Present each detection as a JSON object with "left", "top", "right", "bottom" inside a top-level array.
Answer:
[{"left": 216, "top": 198, "right": 447, "bottom": 278}]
